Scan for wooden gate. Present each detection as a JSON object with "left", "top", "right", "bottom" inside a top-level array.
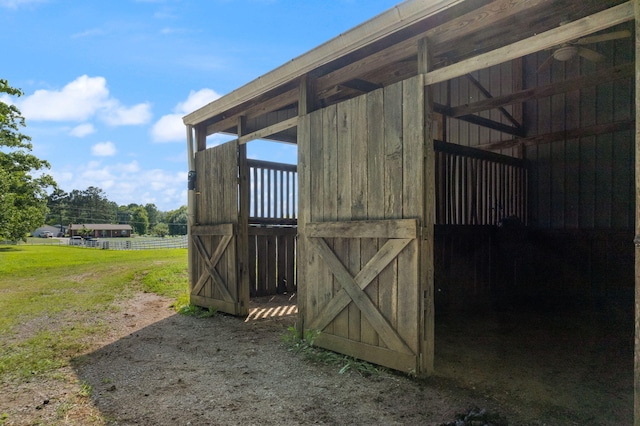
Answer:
[
  {"left": 190, "top": 141, "right": 248, "bottom": 316},
  {"left": 298, "top": 75, "right": 433, "bottom": 374}
]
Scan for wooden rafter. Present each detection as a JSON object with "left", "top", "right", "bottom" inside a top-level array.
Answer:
[{"left": 451, "top": 63, "right": 634, "bottom": 118}]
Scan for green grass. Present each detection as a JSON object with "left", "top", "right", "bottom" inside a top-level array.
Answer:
[{"left": 0, "top": 245, "right": 189, "bottom": 382}]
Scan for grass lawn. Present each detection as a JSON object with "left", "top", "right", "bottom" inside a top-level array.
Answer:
[{"left": 0, "top": 245, "right": 189, "bottom": 383}]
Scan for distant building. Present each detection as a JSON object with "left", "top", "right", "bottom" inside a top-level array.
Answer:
[{"left": 68, "top": 224, "right": 132, "bottom": 238}]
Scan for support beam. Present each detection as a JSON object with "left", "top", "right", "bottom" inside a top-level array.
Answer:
[
  {"left": 435, "top": 104, "right": 525, "bottom": 137},
  {"left": 418, "top": 36, "right": 435, "bottom": 377},
  {"left": 186, "top": 124, "right": 196, "bottom": 298},
  {"left": 237, "top": 117, "right": 298, "bottom": 145},
  {"left": 341, "top": 78, "right": 382, "bottom": 93},
  {"left": 195, "top": 125, "right": 207, "bottom": 152},
  {"left": 425, "top": 2, "right": 634, "bottom": 86},
  {"left": 634, "top": 2, "right": 640, "bottom": 424},
  {"left": 205, "top": 88, "right": 298, "bottom": 136},
  {"left": 464, "top": 73, "right": 522, "bottom": 130},
  {"left": 478, "top": 120, "right": 635, "bottom": 151},
  {"left": 237, "top": 117, "right": 251, "bottom": 317},
  {"left": 298, "top": 74, "right": 317, "bottom": 116}
]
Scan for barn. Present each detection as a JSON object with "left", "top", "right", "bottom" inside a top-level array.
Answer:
[{"left": 183, "top": 0, "right": 638, "bottom": 421}]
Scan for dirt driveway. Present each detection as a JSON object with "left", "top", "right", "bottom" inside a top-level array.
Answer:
[{"left": 1, "top": 292, "right": 632, "bottom": 425}]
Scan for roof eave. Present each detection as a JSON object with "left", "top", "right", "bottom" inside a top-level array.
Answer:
[{"left": 182, "top": 0, "right": 465, "bottom": 126}]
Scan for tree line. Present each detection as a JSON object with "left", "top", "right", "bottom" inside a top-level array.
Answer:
[{"left": 46, "top": 186, "right": 187, "bottom": 236}]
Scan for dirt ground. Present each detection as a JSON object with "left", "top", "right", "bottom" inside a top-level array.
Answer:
[{"left": 0, "top": 292, "right": 633, "bottom": 425}]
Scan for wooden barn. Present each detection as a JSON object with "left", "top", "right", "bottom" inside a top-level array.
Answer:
[{"left": 183, "top": 0, "right": 639, "bottom": 421}]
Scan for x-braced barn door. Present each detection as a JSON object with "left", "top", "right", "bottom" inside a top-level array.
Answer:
[
  {"left": 297, "top": 75, "right": 433, "bottom": 375},
  {"left": 189, "top": 141, "right": 249, "bottom": 316}
]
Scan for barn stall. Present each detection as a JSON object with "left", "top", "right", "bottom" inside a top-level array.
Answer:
[{"left": 184, "top": 0, "right": 639, "bottom": 421}]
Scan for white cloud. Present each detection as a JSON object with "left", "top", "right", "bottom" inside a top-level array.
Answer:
[
  {"left": 102, "top": 102, "right": 152, "bottom": 126},
  {"left": 151, "top": 114, "right": 184, "bottom": 143},
  {"left": 20, "top": 75, "right": 109, "bottom": 121},
  {"left": 53, "top": 161, "right": 186, "bottom": 211},
  {"left": 17, "top": 75, "right": 152, "bottom": 126},
  {"left": 69, "top": 123, "right": 95, "bottom": 137},
  {"left": 91, "top": 141, "right": 117, "bottom": 157},
  {"left": 176, "top": 88, "right": 220, "bottom": 114},
  {"left": 151, "top": 88, "right": 221, "bottom": 143}
]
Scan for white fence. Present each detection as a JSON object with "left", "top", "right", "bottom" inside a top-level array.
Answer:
[{"left": 6, "top": 236, "right": 188, "bottom": 250}]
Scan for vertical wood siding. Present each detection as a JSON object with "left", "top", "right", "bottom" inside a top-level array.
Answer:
[{"left": 522, "top": 25, "right": 634, "bottom": 230}]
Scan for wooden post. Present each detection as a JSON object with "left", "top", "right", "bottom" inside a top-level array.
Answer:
[
  {"left": 186, "top": 124, "right": 196, "bottom": 297},
  {"left": 634, "top": 1, "right": 640, "bottom": 424},
  {"left": 298, "top": 74, "right": 316, "bottom": 116},
  {"left": 418, "top": 36, "right": 435, "bottom": 376},
  {"left": 237, "top": 117, "right": 250, "bottom": 315}
]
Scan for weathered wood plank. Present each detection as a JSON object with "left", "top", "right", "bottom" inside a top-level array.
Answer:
[
  {"left": 191, "top": 223, "right": 235, "bottom": 236},
  {"left": 190, "top": 294, "right": 237, "bottom": 315},
  {"left": 322, "top": 105, "right": 338, "bottom": 334},
  {"left": 256, "top": 235, "right": 268, "bottom": 296},
  {"left": 296, "top": 112, "right": 311, "bottom": 332},
  {"left": 334, "top": 99, "right": 353, "bottom": 339},
  {"left": 633, "top": 3, "right": 640, "bottom": 423},
  {"left": 399, "top": 75, "right": 422, "bottom": 361},
  {"left": 315, "top": 333, "right": 416, "bottom": 374},
  {"left": 363, "top": 88, "right": 385, "bottom": 347},
  {"left": 420, "top": 37, "right": 436, "bottom": 376},
  {"left": 266, "top": 234, "right": 277, "bottom": 294},
  {"left": 248, "top": 234, "right": 257, "bottom": 297},
  {"left": 306, "top": 219, "right": 418, "bottom": 239},
  {"left": 379, "top": 81, "right": 403, "bottom": 348}
]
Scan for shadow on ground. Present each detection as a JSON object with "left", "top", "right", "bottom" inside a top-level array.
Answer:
[{"left": 71, "top": 294, "right": 633, "bottom": 425}]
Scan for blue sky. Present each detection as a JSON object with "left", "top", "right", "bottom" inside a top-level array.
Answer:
[{"left": 1, "top": 0, "right": 400, "bottom": 212}]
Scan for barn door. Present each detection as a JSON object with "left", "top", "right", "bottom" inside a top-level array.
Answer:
[
  {"left": 189, "top": 141, "right": 248, "bottom": 316},
  {"left": 298, "top": 75, "right": 432, "bottom": 375}
]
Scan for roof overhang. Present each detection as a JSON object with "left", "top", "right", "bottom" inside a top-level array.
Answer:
[
  {"left": 183, "top": 0, "right": 465, "bottom": 127},
  {"left": 183, "top": 0, "right": 632, "bottom": 143}
]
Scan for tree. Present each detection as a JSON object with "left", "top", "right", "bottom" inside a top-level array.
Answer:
[
  {"left": 165, "top": 205, "right": 188, "bottom": 235},
  {"left": 66, "top": 187, "right": 116, "bottom": 224},
  {"left": 130, "top": 206, "right": 149, "bottom": 235},
  {"left": 144, "top": 203, "right": 160, "bottom": 229},
  {"left": 0, "top": 79, "right": 56, "bottom": 241},
  {"left": 151, "top": 222, "right": 169, "bottom": 237}
]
